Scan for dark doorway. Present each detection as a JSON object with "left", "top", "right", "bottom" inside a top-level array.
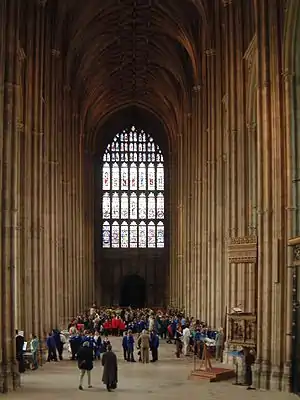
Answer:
[{"left": 120, "top": 275, "right": 146, "bottom": 308}]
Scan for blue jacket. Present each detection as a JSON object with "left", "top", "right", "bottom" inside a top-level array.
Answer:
[
  {"left": 127, "top": 335, "right": 134, "bottom": 350},
  {"left": 46, "top": 336, "right": 56, "bottom": 348},
  {"left": 150, "top": 334, "right": 159, "bottom": 349},
  {"left": 122, "top": 336, "right": 128, "bottom": 349}
]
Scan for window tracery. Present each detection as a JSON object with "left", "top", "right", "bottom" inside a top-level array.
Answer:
[{"left": 101, "top": 125, "right": 165, "bottom": 248}]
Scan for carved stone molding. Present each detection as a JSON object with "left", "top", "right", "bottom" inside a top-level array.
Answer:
[
  {"left": 222, "top": 0, "right": 233, "bottom": 6},
  {"left": 228, "top": 236, "right": 258, "bottom": 264}
]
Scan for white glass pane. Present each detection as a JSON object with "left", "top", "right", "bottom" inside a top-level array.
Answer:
[
  {"left": 102, "top": 222, "right": 110, "bottom": 248},
  {"left": 148, "top": 222, "right": 155, "bottom": 248},
  {"left": 130, "top": 163, "right": 137, "bottom": 190},
  {"left": 102, "top": 163, "right": 110, "bottom": 190},
  {"left": 148, "top": 193, "right": 155, "bottom": 219},
  {"left": 157, "top": 193, "right": 164, "bottom": 219},
  {"left": 111, "top": 222, "right": 119, "bottom": 248},
  {"left": 157, "top": 164, "right": 164, "bottom": 190},
  {"left": 139, "top": 194, "right": 146, "bottom": 219},
  {"left": 121, "top": 194, "right": 128, "bottom": 219},
  {"left": 130, "top": 194, "right": 137, "bottom": 219},
  {"left": 102, "top": 193, "right": 110, "bottom": 219},
  {"left": 139, "top": 222, "right": 146, "bottom": 248},
  {"left": 112, "top": 194, "right": 119, "bottom": 219},
  {"left": 157, "top": 222, "right": 164, "bottom": 248},
  {"left": 121, "top": 222, "right": 128, "bottom": 248},
  {"left": 121, "top": 163, "right": 128, "bottom": 190},
  {"left": 139, "top": 163, "right": 146, "bottom": 190},
  {"left": 112, "top": 163, "right": 119, "bottom": 190},
  {"left": 130, "top": 222, "right": 137, "bottom": 248},
  {"left": 148, "top": 163, "right": 155, "bottom": 190}
]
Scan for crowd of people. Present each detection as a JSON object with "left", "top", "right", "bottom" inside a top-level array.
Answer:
[{"left": 15, "top": 304, "right": 255, "bottom": 391}]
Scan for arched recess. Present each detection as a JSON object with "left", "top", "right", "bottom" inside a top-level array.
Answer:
[
  {"left": 120, "top": 275, "right": 146, "bottom": 308},
  {"left": 93, "top": 106, "right": 170, "bottom": 308}
]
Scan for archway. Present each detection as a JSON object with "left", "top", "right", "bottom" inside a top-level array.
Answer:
[{"left": 120, "top": 275, "right": 146, "bottom": 308}]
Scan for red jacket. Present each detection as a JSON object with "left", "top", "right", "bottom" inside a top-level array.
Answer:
[
  {"left": 112, "top": 317, "right": 118, "bottom": 329},
  {"left": 103, "top": 321, "right": 112, "bottom": 330},
  {"left": 119, "top": 320, "right": 126, "bottom": 331}
]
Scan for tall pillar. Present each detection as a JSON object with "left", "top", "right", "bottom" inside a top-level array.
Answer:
[
  {"left": 254, "top": 0, "right": 273, "bottom": 388},
  {"left": 0, "top": 0, "right": 21, "bottom": 391}
]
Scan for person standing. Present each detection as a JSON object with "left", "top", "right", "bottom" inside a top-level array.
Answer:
[
  {"left": 102, "top": 344, "right": 118, "bottom": 392},
  {"left": 150, "top": 331, "right": 159, "bottom": 362},
  {"left": 122, "top": 332, "right": 128, "bottom": 361},
  {"left": 46, "top": 332, "right": 57, "bottom": 362},
  {"left": 77, "top": 341, "right": 94, "bottom": 390},
  {"left": 138, "top": 329, "right": 150, "bottom": 363},
  {"left": 182, "top": 325, "right": 191, "bottom": 356},
  {"left": 30, "top": 334, "right": 39, "bottom": 370},
  {"left": 16, "top": 331, "right": 25, "bottom": 373},
  {"left": 215, "top": 327, "right": 224, "bottom": 362}
]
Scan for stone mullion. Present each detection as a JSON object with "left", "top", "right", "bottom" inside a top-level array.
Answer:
[
  {"left": 1, "top": 0, "right": 21, "bottom": 391},
  {"left": 215, "top": 0, "right": 225, "bottom": 327},
  {"left": 255, "top": 0, "right": 273, "bottom": 388},
  {"left": 32, "top": 1, "right": 42, "bottom": 337}
]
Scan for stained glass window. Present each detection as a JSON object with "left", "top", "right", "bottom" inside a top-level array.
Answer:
[
  {"left": 111, "top": 222, "right": 119, "bottom": 247},
  {"left": 103, "top": 222, "right": 110, "bottom": 248},
  {"left": 148, "top": 222, "right": 156, "bottom": 248},
  {"left": 130, "top": 222, "right": 137, "bottom": 247},
  {"left": 139, "top": 222, "right": 147, "bottom": 248},
  {"left": 101, "top": 125, "right": 165, "bottom": 248},
  {"left": 102, "top": 193, "right": 110, "bottom": 219},
  {"left": 157, "top": 222, "right": 164, "bottom": 248},
  {"left": 121, "top": 222, "right": 128, "bottom": 248}
]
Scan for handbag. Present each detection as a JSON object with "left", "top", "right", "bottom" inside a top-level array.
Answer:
[{"left": 79, "top": 360, "right": 86, "bottom": 368}]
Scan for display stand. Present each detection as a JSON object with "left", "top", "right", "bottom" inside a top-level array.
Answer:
[{"left": 199, "top": 344, "right": 212, "bottom": 371}]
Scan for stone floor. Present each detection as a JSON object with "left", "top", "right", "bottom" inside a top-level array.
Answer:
[{"left": 9, "top": 338, "right": 298, "bottom": 400}]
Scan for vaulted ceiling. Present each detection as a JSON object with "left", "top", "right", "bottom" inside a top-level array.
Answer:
[{"left": 56, "top": 0, "right": 207, "bottom": 137}]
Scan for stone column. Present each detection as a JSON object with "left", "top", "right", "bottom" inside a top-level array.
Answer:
[
  {"left": 254, "top": 0, "right": 274, "bottom": 388},
  {"left": 0, "top": 0, "right": 21, "bottom": 391},
  {"left": 193, "top": 85, "right": 202, "bottom": 317}
]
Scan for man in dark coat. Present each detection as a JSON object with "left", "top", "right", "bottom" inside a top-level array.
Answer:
[
  {"left": 102, "top": 344, "right": 118, "bottom": 392},
  {"left": 77, "top": 341, "right": 94, "bottom": 390},
  {"left": 16, "top": 331, "right": 25, "bottom": 373}
]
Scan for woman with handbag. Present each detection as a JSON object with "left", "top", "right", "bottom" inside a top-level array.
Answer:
[{"left": 77, "top": 341, "right": 94, "bottom": 390}]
